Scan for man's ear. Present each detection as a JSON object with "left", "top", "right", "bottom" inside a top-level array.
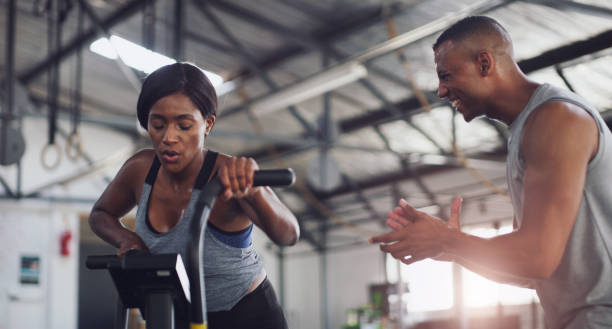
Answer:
[
  {"left": 477, "top": 51, "right": 493, "bottom": 76},
  {"left": 205, "top": 114, "right": 216, "bottom": 136}
]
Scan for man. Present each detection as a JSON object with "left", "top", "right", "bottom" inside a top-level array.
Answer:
[{"left": 370, "top": 16, "right": 612, "bottom": 329}]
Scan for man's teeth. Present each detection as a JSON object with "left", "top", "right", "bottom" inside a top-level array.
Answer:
[{"left": 451, "top": 100, "right": 459, "bottom": 108}]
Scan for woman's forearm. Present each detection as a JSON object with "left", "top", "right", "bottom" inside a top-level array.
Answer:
[
  {"left": 89, "top": 208, "right": 142, "bottom": 249},
  {"left": 243, "top": 187, "right": 300, "bottom": 246}
]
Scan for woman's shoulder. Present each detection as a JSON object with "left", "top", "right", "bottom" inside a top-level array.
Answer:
[
  {"left": 117, "top": 149, "right": 156, "bottom": 180},
  {"left": 213, "top": 151, "right": 231, "bottom": 162},
  {"left": 124, "top": 149, "right": 155, "bottom": 168}
]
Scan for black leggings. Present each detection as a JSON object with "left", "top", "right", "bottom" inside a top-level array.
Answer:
[{"left": 207, "top": 277, "right": 289, "bottom": 329}]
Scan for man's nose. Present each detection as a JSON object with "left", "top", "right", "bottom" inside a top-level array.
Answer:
[{"left": 437, "top": 83, "right": 448, "bottom": 98}]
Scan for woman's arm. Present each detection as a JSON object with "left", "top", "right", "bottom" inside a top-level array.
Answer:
[
  {"left": 238, "top": 187, "right": 299, "bottom": 246},
  {"left": 89, "top": 151, "right": 152, "bottom": 256},
  {"left": 217, "top": 155, "right": 300, "bottom": 246}
]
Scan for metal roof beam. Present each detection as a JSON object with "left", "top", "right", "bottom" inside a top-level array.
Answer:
[
  {"left": 207, "top": 0, "right": 329, "bottom": 51},
  {"left": 18, "top": 0, "right": 151, "bottom": 85},
  {"left": 524, "top": 0, "right": 612, "bottom": 18},
  {"left": 191, "top": 0, "right": 317, "bottom": 136},
  {"left": 215, "top": 1, "right": 414, "bottom": 90},
  {"left": 242, "top": 29, "right": 612, "bottom": 160}
]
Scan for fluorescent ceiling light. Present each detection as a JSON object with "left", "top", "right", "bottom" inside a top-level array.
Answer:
[
  {"left": 90, "top": 35, "right": 235, "bottom": 95},
  {"left": 250, "top": 61, "right": 368, "bottom": 115}
]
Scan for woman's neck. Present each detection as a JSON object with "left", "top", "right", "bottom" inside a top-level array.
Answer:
[{"left": 161, "top": 149, "right": 205, "bottom": 192}]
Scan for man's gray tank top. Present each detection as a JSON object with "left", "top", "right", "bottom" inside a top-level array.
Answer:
[
  {"left": 134, "top": 151, "right": 264, "bottom": 312},
  {"left": 507, "top": 83, "right": 612, "bottom": 329}
]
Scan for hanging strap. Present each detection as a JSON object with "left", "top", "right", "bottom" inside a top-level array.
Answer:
[
  {"left": 66, "top": 2, "right": 83, "bottom": 161},
  {"left": 144, "top": 156, "right": 161, "bottom": 185},
  {"left": 194, "top": 151, "right": 218, "bottom": 189}
]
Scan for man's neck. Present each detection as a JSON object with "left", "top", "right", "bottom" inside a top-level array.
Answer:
[{"left": 489, "top": 77, "right": 540, "bottom": 126}]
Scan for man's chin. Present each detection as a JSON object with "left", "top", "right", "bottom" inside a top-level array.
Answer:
[{"left": 460, "top": 109, "right": 481, "bottom": 122}]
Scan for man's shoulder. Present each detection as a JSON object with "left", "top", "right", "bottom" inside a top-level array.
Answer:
[
  {"left": 528, "top": 100, "right": 596, "bottom": 131},
  {"left": 522, "top": 101, "right": 598, "bottom": 163}
]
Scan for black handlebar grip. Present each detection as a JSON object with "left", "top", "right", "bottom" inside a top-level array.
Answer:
[
  {"left": 86, "top": 255, "right": 119, "bottom": 269},
  {"left": 253, "top": 169, "right": 295, "bottom": 187}
]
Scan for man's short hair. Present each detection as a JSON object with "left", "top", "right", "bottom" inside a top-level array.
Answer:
[{"left": 433, "top": 16, "right": 509, "bottom": 51}]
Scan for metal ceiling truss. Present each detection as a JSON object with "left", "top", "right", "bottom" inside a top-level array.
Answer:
[
  {"left": 3, "top": 0, "right": 611, "bottom": 253},
  {"left": 524, "top": 0, "right": 612, "bottom": 18},
  {"left": 243, "top": 29, "right": 612, "bottom": 163},
  {"left": 18, "top": 0, "right": 151, "bottom": 85},
  {"left": 211, "top": 0, "right": 415, "bottom": 88},
  {"left": 191, "top": 0, "right": 317, "bottom": 136}
]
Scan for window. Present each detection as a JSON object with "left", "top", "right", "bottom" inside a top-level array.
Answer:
[{"left": 385, "top": 223, "right": 538, "bottom": 315}]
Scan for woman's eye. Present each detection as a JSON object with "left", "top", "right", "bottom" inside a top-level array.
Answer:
[
  {"left": 151, "top": 122, "right": 164, "bottom": 130},
  {"left": 178, "top": 121, "right": 193, "bottom": 130}
]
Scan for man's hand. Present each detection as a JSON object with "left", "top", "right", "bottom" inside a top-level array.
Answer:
[{"left": 370, "top": 197, "right": 462, "bottom": 265}]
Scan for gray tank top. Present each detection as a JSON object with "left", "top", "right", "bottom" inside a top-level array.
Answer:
[
  {"left": 507, "top": 83, "right": 612, "bottom": 329},
  {"left": 134, "top": 151, "right": 264, "bottom": 312}
]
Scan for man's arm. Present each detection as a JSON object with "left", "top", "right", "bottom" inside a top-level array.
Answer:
[
  {"left": 453, "top": 257, "right": 534, "bottom": 288},
  {"left": 386, "top": 200, "right": 533, "bottom": 287},
  {"left": 372, "top": 101, "right": 598, "bottom": 279}
]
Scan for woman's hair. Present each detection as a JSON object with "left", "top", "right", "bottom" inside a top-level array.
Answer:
[{"left": 136, "top": 62, "right": 218, "bottom": 129}]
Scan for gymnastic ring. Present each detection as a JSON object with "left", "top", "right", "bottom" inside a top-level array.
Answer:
[
  {"left": 41, "top": 143, "right": 62, "bottom": 170},
  {"left": 66, "top": 131, "right": 83, "bottom": 162}
]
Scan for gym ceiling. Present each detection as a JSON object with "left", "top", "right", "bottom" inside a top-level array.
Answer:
[{"left": 0, "top": 0, "right": 611, "bottom": 254}]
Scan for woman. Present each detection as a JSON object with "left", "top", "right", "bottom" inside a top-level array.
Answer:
[{"left": 89, "top": 62, "right": 299, "bottom": 329}]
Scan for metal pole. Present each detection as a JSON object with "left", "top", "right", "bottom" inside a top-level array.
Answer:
[
  {"left": 146, "top": 291, "right": 174, "bottom": 329},
  {"left": 114, "top": 297, "right": 129, "bottom": 329},
  {"left": 396, "top": 260, "right": 404, "bottom": 329},
  {"left": 320, "top": 228, "right": 329, "bottom": 329},
  {"left": 1, "top": 0, "right": 16, "bottom": 164},
  {"left": 142, "top": 0, "right": 156, "bottom": 50},
  {"left": 173, "top": 0, "right": 184, "bottom": 61},
  {"left": 278, "top": 247, "right": 285, "bottom": 308},
  {"left": 453, "top": 263, "right": 468, "bottom": 329}
]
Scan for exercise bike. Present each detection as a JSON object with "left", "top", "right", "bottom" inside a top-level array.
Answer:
[{"left": 86, "top": 169, "right": 295, "bottom": 329}]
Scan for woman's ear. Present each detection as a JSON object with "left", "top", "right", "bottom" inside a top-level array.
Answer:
[{"left": 205, "top": 114, "right": 216, "bottom": 136}]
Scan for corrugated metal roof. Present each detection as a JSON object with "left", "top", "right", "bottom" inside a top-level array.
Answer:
[{"left": 1, "top": 0, "right": 611, "bottom": 250}]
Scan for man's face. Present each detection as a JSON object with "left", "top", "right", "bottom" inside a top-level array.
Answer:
[{"left": 434, "top": 40, "right": 488, "bottom": 122}]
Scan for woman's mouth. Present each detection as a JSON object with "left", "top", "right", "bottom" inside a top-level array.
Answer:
[{"left": 161, "top": 150, "right": 180, "bottom": 163}]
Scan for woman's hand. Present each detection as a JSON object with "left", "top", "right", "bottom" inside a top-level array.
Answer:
[
  {"left": 117, "top": 233, "right": 149, "bottom": 259},
  {"left": 217, "top": 156, "right": 261, "bottom": 201}
]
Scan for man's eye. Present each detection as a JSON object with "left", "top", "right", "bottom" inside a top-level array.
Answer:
[
  {"left": 179, "top": 124, "right": 193, "bottom": 130},
  {"left": 151, "top": 122, "right": 164, "bottom": 129}
]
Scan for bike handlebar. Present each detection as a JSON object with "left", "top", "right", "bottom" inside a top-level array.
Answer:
[
  {"left": 86, "top": 255, "right": 119, "bottom": 269},
  {"left": 252, "top": 168, "right": 295, "bottom": 187}
]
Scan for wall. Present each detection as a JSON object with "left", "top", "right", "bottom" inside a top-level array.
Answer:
[
  {"left": 326, "top": 246, "right": 387, "bottom": 329},
  {"left": 0, "top": 201, "right": 80, "bottom": 329},
  {"left": 276, "top": 241, "right": 386, "bottom": 329}
]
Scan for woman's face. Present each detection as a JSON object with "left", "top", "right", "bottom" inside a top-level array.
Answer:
[{"left": 147, "top": 92, "right": 214, "bottom": 173}]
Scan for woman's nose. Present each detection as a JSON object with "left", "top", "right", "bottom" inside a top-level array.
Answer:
[{"left": 163, "top": 126, "right": 178, "bottom": 144}]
